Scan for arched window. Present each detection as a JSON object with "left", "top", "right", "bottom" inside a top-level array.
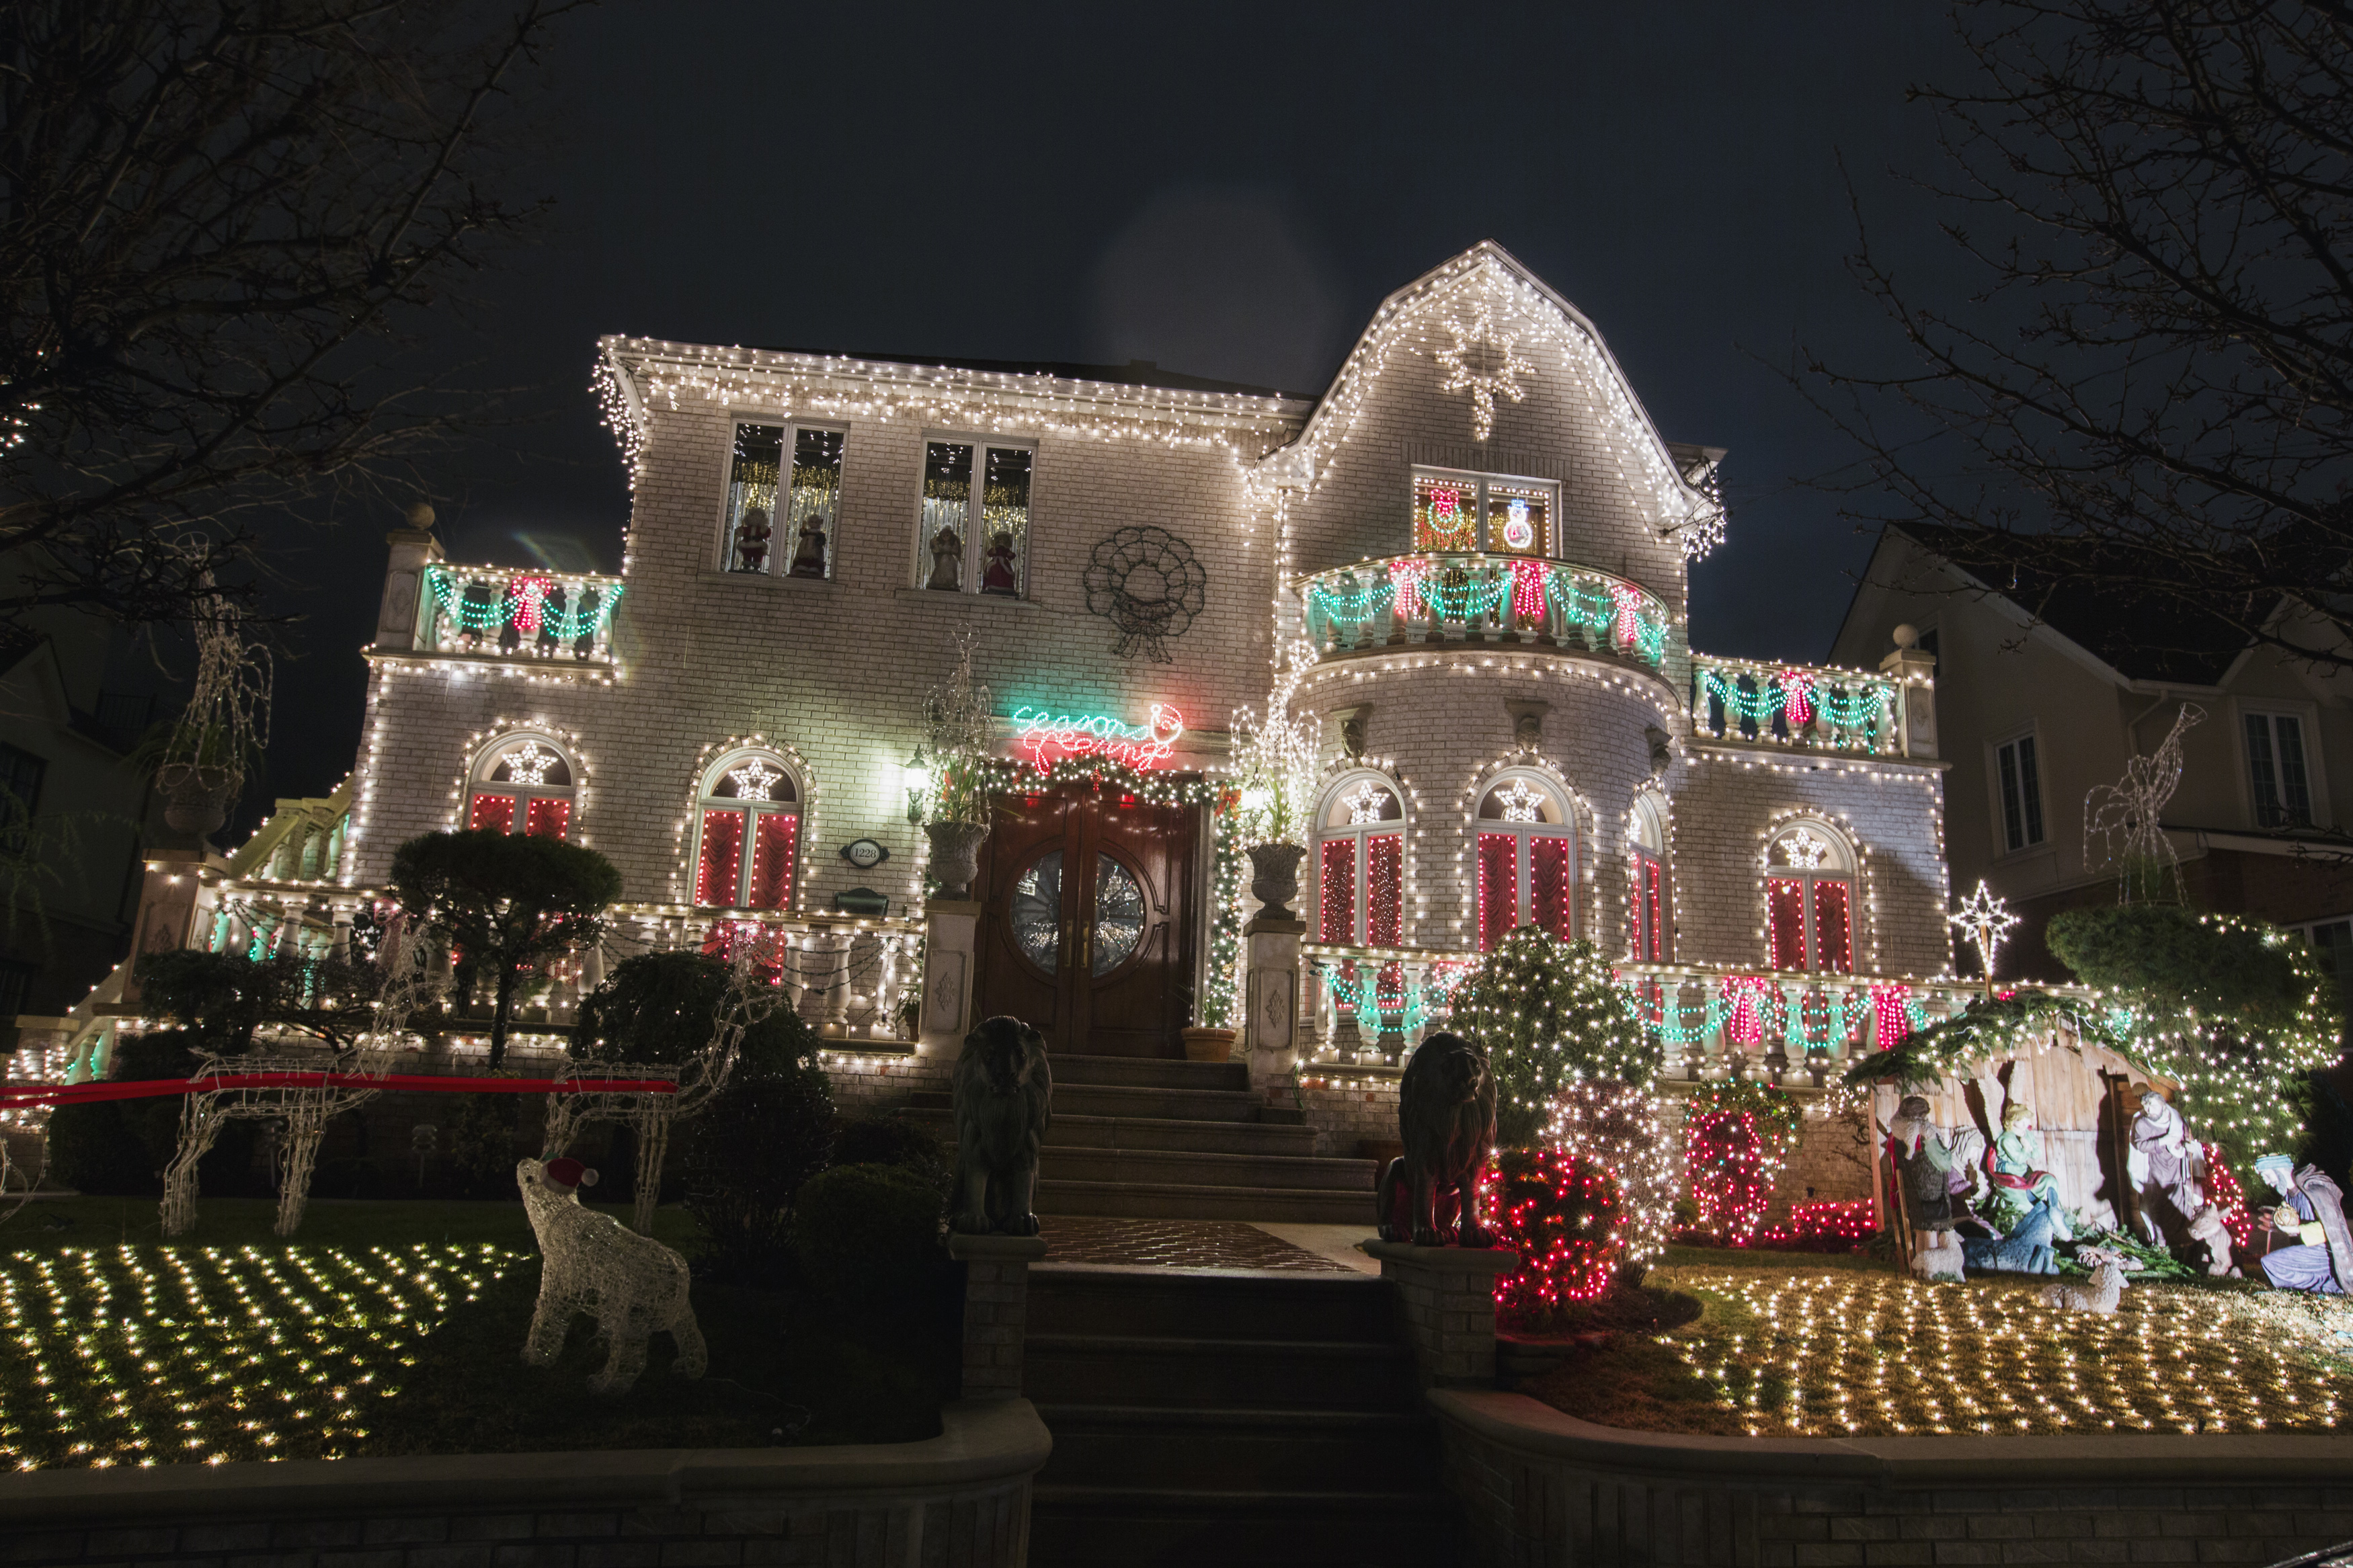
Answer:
[
  {"left": 1474, "top": 772, "right": 1576, "bottom": 950},
  {"left": 1630, "top": 794, "right": 1671, "bottom": 962},
  {"left": 467, "top": 735, "right": 576, "bottom": 839},
  {"left": 1765, "top": 821, "right": 1855, "bottom": 973},
  {"left": 693, "top": 749, "right": 802, "bottom": 911},
  {"left": 1316, "top": 776, "right": 1405, "bottom": 946}
]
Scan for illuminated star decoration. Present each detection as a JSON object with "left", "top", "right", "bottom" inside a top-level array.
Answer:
[
  {"left": 1495, "top": 778, "right": 1544, "bottom": 822},
  {"left": 502, "top": 741, "right": 557, "bottom": 786},
  {"left": 1342, "top": 780, "right": 1390, "bottom": 825},
  {"left": 727, "top": 758, "right": 783, "bottom": 800},
  {"left": 1948, "top": 880, "right": 2020, "bottom": 987},
  {"left": 1776, "top": 827, "right": 1829, "bottom": 869},
  {"left": 1434, "top": 297, "right": 1534, "bottom": 442}
]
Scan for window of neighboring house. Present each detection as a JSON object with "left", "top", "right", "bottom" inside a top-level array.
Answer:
[
  {"left": 692, "top": 750, "right": 802, "bottom": 911},
  {"left": 1410, "top": 468, "right": 1560, "bottom": 558},
  {"left": 1994, "top": 732, "right": 2046, "bottom": 854},
  {"left": 0, "top": 958, "right": 35, "bottom": 1020},
  {"left": 1765, "top": 822, "right": 1856, "bottom": 974},
  {"left": 1629, "top": 794, "right": 1671, "bottom": 963},
  {"left": 1915, "top": 626, "right": 1940, "bottom": 686},
  {"left": 2290, "top": 917, "right": 2353, "bottom": 1008},
  {"left": 0, "top": 743, "right": 44, "bottom": 856},
  {"left": 1474, "top": 774, "right": 1577, "bottom": 950},
  {"left": 1315, "top": 776, "right": 1405, "bottom": 947},
  {"left": 721, "top": 421, "right": 846, "bottom": 579},
  {"left": 467, "top": 737, "right": 576, "bottom": 839},
  {"left": 917, "top": 439, "right": 1033, "bottom": 597},
  {"left": 2245, "top": 710, "right": 2315, "bottom": 828}
]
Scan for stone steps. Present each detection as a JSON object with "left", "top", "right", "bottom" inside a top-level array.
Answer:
[
  {"left": 908, "top": 1080, "right": 1264, "bottom": 1124},
  {"left": 900, "top": 1106, "right": 1319, "bottom": 1158},
  {"left": 1035, "top": 1178, "right": 1374, "bottom": 1224}
]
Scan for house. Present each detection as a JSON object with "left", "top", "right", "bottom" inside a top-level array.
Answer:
[{"left": 1830, "top": 522, "right": 2352, "bottom": 985}]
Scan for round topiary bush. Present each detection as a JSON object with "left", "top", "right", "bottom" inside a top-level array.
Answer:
[
  {"left": 1680, "top": 1080, "right": 1802, "bottom": 1244},
  {"left": 1480, "top": 1146, "right": 1627, "bottom": 1329},
  {"left": 1449, "top": 926, "right": 1660, "bottom": 1146},
  {"left": 831, "top": 1116, "right": 954, "bottom": 1197},
  {"left": 791, "top": 1162, "right": 949, "bottom": 1316}
]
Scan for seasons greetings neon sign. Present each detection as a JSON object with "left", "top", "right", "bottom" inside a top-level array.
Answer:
[{"left": 1010, "top": 703, "right": 1185, "bottom": 773}]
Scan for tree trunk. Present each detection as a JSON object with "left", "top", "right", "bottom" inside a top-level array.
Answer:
[{"left": 491, "top": 962, "right": 516, "bottom": 1067}]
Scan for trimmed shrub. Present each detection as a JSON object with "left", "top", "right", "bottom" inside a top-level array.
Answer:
[
  {"left": 831, "top": 1115, "right": 954, "bottom": 1196},
  {"left": 1451, "top": 927, "right": 1659, "bottom": 1146},
  {"left": 681, "top": 1057, "right": 834, "bottom": 1282},
  {"left": 791, "top": 1162, "right": 949, "bottom": 1316},
  {"left": 1480, "top": 1147, "right": 1626, "bottom": 1330}
]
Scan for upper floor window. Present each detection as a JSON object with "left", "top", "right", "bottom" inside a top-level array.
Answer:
[
  {"left": 693, "top": 749, "right": 802, "bottom": 910},
  {"left": 1994, "top": 731, "right": 2045, "bottom": 853},
  {"left": 0, "top": 741, "right": 46, "bottom": 856},
  {"left": 1316, "top": 776, "right": 1405, "bottom": 946},
  {"left": 722, "top": 421, "right": 846, "bottom": 579},
  {"left": 1412, "top": 468, "right": 1558, "bottom": 558},
  {"left": 1765, "top": 821, "right": 1853, "bottom": 974},
  {"left": 1629, "top": 793, "right": 1671, "bottom": 962},
  {"left": 468, "top": 736, "right": 575, "bottom": 839},
  {"left": 1474, "top": 773, "right": 1575, "bottom": 950},
  {"left": 918, "top": 440, "right": 1033, "bottom": 597},
  {"left": 2245, "top": 710, "right": 2313, "bottom": 828}
]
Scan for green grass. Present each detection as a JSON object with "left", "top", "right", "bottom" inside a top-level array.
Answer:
[
  {"left": 0, "top": 1198, "right": 952, "bottom": 1469},
  {"left": 1659, "top": 1242, "right": 1890, "bottom": 1274}
]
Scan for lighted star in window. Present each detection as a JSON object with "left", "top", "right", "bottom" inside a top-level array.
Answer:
[
  {"left": 1342, "top": 781, "right": 1391, "bottom": 825},
  {"left": 1777, "top": 827, "right": 1829, "bottom": 869},
  {"left": 1434, "top": 298, "right": 1534, "bottom": 442},
  {"left": 502, "top": 741, "right": 557, "bottom": 786},
  {"left": 727, "top": 759, "right": 783, "bottom": 800},
  {"left": 1494, "top": 779, "right": 1546, "bottom": 823}
]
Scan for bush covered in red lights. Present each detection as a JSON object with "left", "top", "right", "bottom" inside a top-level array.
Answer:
[
  {"left": 1754, "top": 1199, "right": 1877, "bottom": 1251},
  {"left": 2203, "top": 1142, "right": 2255, "bottom": 1248},
  {"left": 1480, "top": 1147, "right": 1625, "bottom": 1329},
  {"left": 1681, "top": 1081, "right": 1801, "bottom": 1244}
]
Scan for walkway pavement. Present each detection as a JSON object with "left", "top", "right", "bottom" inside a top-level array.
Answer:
[{"left": 1035, "top": 1215, "right": 1378, "bottom": 1273}]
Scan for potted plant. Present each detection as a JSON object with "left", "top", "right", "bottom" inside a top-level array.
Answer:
[
  {"left": 1180, "top": 981, "right": 1237, "bottom": 1063},
  {"left": 1231, "top": 655, "right": 1316, "bottom": 923},
  {"left": 913, "top": 634, "right": 997, "bottom": 901}
]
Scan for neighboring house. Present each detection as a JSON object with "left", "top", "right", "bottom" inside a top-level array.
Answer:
[
  {"left": 1831, "top": 522, "right": 2352, "bottom": 985},
  {"left": 0, "top": 612, "right": 159, "bottom": 1028}
]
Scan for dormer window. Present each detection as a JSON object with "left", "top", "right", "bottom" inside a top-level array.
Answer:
[
  {"left": 1412, "top": 468, "right": 1558, "bottom": 558},
  {"left": 722, "top": 421, "right": 846, "bottom": 579}
]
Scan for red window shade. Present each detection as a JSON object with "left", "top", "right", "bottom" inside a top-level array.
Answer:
[
  {"left": 747, "top": 812, "right": 798, "bottom": 910},
  {"left": 696, "top": 809, "right": 746, "bottom": 906},
  {"left": 524, "top": 798, "right": 570, "bottom": 839},
  {"left": 1767, "top": 877, "right": 1808, "bottom": 971},
  {"left": 1529, "top": 835, "right": 1573, "bottom": 942},
  {"left": 1365, "top": 833, "right": 1402, "bottom": 947},
  {"left": 1812, "top": 880, "right": 1853, "bottom": 974},
  {"left": 1319, "top": 838, "right": 1357, "bottom": 944},
  {"left": 1646, "top": 860, "right": 1666, "bottom": 962},
  {"left": 1476, "top": 833, "right": 1517, "bottom": 952},
  {"left": 467, "top": 792, "right": 515, "bottom": 833}
]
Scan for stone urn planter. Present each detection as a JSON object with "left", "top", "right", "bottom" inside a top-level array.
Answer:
[
  {"left": 1181, "top": 1026, "right": 1237, "bottom": 1063},
  {"left": 1246, "top": 841, "right": 1307, "bottom": 922},
  {"left": 926, "top": 820, "right": 992, "bottom": 900},
  {"left": 158, "top": 764, "right": 237, "bottom": 837}
]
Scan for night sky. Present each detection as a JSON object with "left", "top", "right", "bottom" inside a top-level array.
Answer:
[{"left": 256, "top": 3, "right": 1979, "bottom": 818}]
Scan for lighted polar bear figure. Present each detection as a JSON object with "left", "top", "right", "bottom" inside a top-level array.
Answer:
[{"left": 517, "top": 1156, "right": 707, "bottom": 1395}]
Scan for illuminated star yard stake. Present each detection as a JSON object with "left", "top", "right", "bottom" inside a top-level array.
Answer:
[
  {"left": 1949, "top": 880, "right": 2020, "bottom": 997},
  {"left": 1434, "top": 296, "right": 1533, "bottom": 442}
]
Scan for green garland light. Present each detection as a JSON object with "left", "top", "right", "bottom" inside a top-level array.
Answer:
[
  {"left": 426, "top": 568, "right": 623, "bottom": 641},
  {"left": 1305, "top": 558, "right": 1669, "bottom": 668}
]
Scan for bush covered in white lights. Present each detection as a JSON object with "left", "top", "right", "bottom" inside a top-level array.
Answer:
[{"left": 1450, "top": 926, "right": 1660, "bottom": 1145}]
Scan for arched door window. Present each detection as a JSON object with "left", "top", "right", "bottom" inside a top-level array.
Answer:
[
  {"left": 1316, "top": 777, "right": 1404, "bottom": 946},
  {"left": 1765, "top": 822, "right": 1855, "bottom": 973},
  {"left": 1474, "top": 774, "right": 1576, "bottom": 950},
  {"left": 1630, "top": 794, "right": 1671, "bottom": 962},
  {"left": 467, "top": 736, "right": 576, "bottom": 839},
  {"left": 693, "top": 751, "right": 802, "bottom": 910}
]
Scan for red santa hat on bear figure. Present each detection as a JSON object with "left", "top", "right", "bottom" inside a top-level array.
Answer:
[{"left": 539, "top": 1157, "right": 599, "bottom": 1194}]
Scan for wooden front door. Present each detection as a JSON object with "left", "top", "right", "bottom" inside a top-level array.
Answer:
[{"left": 974, "top": 780, "right": 1199, "bottom": 1057}]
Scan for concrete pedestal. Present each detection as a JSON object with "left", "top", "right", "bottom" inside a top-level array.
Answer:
[
  {"left": 121, "top": 850, "right": 208, "bottom": 1007},
  {"left": 918, "top": 899, "right": 981, "bottom": 1054},
  {"left": 947, "top": 1233, "right": 1049, "bottom": 1401},
  {"left": 1242, "top": 914, "right": 1305, "bottom": 1100},
  {"left": 1359, "top": 1238, "right": 1520, "bottom": 1387}
]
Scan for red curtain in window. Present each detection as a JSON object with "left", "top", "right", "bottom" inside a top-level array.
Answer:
[
  {"left": 1476, "top": 833, "right": 1517, "bottom": 951},
  {"left": 1365, "top": 833, "right": 1402, "bottom": 947},
  {"left": 696, "top": 809, "right": 746, "bottom": 906},
  {"left": 1767, "top": 877, "right": 1808, "bottom": 970},
  {"left": 1319, "top": 838, "right": 1357, "bottom": 944},
  {"left": 1812, "top": 880, "right": 1853, "bottom": 973},
  {"left": 1645, "top": 860, "right": 1667, "bottom": 962},
  {"left": 746, "top": 812, "right": 798, "bottom": 910},
  {"left": 467, "top": 792, "right": 515, "bottom": 833},
  {"left": 1529, "top": 835, "right": 1573, "bottom": 942},
  {"left": 524, "top": 798, "right": 570, "bottom": 839}
]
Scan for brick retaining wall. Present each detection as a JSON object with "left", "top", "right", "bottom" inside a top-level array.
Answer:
[
  {"left": 1430, "top": 1387, "right": 2353, "bottom": 1566},
  {"left": 0, "top": 1401, "right": 1051, "bottom": 1568}
]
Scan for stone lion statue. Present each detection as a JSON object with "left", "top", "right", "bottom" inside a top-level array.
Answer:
[
  {"left": 950, "top": 1015, "right": 1052, "bottom": 1236},
  {"left": 1377, "top": 1031, "right": 1498, "bottom": 1247},
  {"left": 516, "top": 1156, "right": 705, "bottom": 1395}
]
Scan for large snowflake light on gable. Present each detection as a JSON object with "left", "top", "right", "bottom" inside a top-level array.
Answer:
[
  {"left": 1433, "top": 296, "right": 1533, "bottom": 442},
  {"left": 1776, "top": 827, "right": 1829, "bottom": 869},
  {"left": 726, "top": 758, "right": 783, "bottom": 800},
  {"left": 503, "top": 741, "right": 558, "bottom": 786}
]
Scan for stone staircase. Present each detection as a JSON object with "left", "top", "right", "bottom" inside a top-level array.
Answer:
[
  {"left": 1023, "top": 1265, "right": 1466, "bottom": 1567},
  {"left": 904, "top": 1054, "right": 1378, "bottom": 1223}
]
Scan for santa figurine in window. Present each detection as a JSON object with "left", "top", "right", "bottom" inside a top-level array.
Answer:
[
  {"left": 980, "top": 530, "right": 1020, "bottom": 595},
  {"left": 733, "top": 505, "right": 772, "bottom": 573}
]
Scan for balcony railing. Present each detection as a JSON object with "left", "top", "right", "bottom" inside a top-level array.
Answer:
[
  {"left": 417, "top": 565, "right": 625, "bottom": 663},
  {"left": 1297, "top": 553, "right": 1675, "bottom": 671},
  {"left": 1689, "top": 654, "right": 1905, "bottom": 757}
]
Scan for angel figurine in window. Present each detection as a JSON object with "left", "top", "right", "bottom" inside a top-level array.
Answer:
[
  {"left": 980, "top": 531, "right": 1020, "bottom": 596},
  {"left": 732, "top": 506, "right": 772, "bottom": 573},
  {"left": 788, "top": 511, "right": 828, "bottom": 579},
  {"left": 926, "top": 525, "right": 963, "bottom": 591}
]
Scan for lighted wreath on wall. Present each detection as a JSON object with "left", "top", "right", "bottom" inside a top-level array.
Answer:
[{"left": 1083, "top": 526, "right": 1206, "bottom": 663}]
